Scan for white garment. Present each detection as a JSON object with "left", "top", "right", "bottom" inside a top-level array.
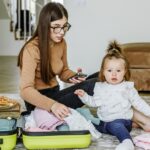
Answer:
[
  {"left": 64, "top": 108, "right": 101, "bottom": 140},
  {"left": 79, "top": 81, "right": 150, "bottom": 122},
  {"left": 24, "top": 111, "right": 37, "bottom": 129},
  {"left": 115, "top": 139, "right": 134, "bottom": 150}
]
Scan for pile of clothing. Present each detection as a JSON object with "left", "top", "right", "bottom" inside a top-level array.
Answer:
[
  {"left": 133, "top": 133, "right": 150, "bottom": 150},
  {"left": 0, "top": 96, "right": 21, "bottom": 131},
  {"left": 25, "top": 107, "right": 102, "bottom": 140}
]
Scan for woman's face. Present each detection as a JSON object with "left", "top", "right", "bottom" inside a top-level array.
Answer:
[{"left": 50, "top": 16, "right": 68, "bottom": 43}]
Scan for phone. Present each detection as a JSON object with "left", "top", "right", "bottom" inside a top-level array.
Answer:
[{"left": 68, "top": 73, "right": 87, "bottom": 80}]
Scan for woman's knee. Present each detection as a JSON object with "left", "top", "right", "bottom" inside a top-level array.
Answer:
[{"left": 85, "top": 78, "right": 97, "bottom": 95}]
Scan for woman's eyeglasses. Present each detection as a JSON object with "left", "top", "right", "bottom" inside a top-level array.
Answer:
[{"left": 50, "top": 23, "right": 71, "bottom": 34}]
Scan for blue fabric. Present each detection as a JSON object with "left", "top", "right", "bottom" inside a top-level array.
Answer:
[
  {"left": 0, "top": 118, "right": 16, "bottom": 131},
  {"left": 93, "top": 119, "right": 132, "bottom": 142},
  {"left": 76, "top": 108, "right": 100, "bottom": 125},
  {"left": 57, "top": 124, "right": 69, "bottom": 131}
]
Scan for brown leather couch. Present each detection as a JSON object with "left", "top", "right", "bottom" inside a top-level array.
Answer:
[{"left": 121, "top": 43, "right": 150, "bottom": 91}]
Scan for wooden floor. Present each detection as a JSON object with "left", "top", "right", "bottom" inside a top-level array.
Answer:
[
  {"left": 0, "top": 56, "right": 19, "bottom": 93},
  {"left": 0, "top": 56, "right": 149, "bottom": 150}
]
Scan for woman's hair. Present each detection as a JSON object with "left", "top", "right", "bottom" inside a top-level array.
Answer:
[
  {"left": 17, "top": 2, "right": 68, "bottom": 84},
  {"left": 98, "top": 40, "right": 130, "bottom": 81}
]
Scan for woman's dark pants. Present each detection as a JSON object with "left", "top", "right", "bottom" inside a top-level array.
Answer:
[{"left": 25, "top": 78, "right": 97, "bottom": 112}]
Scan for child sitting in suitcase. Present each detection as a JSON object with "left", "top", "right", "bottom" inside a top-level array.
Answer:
[{"left": 74, "top": 41, "right": 150, "bottom": 150}]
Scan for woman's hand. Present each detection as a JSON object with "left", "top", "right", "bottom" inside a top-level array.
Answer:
[
  {"left": 69, "top": 68, "right": 87, "bottom": 84},
  {"left": 51, "top": 102, "right": 70, "bottom": 120},
  {"left": 69, "top": 76, "right": 86, "bottom": 84},
  {"left": 74, "top": 89, "right": 85, "bottom": 97}
]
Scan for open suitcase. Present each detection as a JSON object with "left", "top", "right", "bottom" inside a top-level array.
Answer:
[
  {"left": 0, "top": 95, "right": 22, "bottom": 150},
  {"left": 0, "top": 118, "right": 18, "bottom": 150},
  {"left": 22, "top": 130, "right": 91, "bottom": 149},
  {"left": 0, "top": 129, "right": 17, "bottom": 150},
  {"left": 21, "top": 105, "right": 93, "bottom": 149}
]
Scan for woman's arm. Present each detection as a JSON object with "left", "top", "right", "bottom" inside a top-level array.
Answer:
[
  {"left": 20, "top": 45, "right": 56, "bottom": 111},
  {"left": 20, "top": 44, "right": 70, "bottom": 119}
]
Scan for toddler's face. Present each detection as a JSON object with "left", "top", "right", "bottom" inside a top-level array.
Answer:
[{"left": 103, "top": 58, "right": 126, "bottom": 85}]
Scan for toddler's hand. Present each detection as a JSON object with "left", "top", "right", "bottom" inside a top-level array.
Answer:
[{"left": 74, "top": 89, "right": 85, "bottom": 97}]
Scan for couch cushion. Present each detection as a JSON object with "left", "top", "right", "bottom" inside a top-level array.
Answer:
[
  {"left": 130, "top": 69, "right": 150, "bottom": 91},
  {"left": 121, "top": 43, "right": 150, "bottom": 69}
]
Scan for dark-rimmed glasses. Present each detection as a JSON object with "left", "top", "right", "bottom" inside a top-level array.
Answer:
[{"left": 50, "top": 23, "right": 71, "bottom": 34}]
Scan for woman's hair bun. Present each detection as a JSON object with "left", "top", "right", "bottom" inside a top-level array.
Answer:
[{"left": 107, "top": 40, "right": 121, "bottom": 53}]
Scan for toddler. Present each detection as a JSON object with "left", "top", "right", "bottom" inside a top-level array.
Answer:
[{"left": 74, "top": 41, "right": 150, "bottom": 150}]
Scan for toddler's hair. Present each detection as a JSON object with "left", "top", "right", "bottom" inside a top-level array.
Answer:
[
  {"left": 107, "top": 40, "right": 122, "bottom": 57},
  {"left": 98, "top": 40, "right": 130, "bottom": 81}
]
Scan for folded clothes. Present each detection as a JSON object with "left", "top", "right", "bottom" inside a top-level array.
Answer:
[
  {"left": 24, "top": 111, "right": 37, "bottom": 129},
  {"left": 33, "top": 107, "right": 64, "bottom": 131},
  {"left": 133, "top": 133, "right": 150, "bottom": 150},
  {"left": 56, "top": 124, "right": 69, "bottom": 131},
  {"left": 26, "top": 127, "right": 51, "bottom": 132},
  {"left": 64, "top": 108, "right": 101, "bottom": 140},
  {"left": 76, "top": 107, "right": 100, "bottom": 125}
]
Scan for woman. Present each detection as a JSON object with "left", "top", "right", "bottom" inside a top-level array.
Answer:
[{"left": 17, "top": 2, "right": 96, "bottom": 120}]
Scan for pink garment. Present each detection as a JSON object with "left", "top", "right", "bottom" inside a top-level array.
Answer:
[
  {"left": 33, "top": 107, "right": 64, "bottom": 131},
  {"left": 133, "top": 133, "right": 150, "bottom": 150},
  {"left": 25, "top": 127, "right": 52, "bottom": 132}
]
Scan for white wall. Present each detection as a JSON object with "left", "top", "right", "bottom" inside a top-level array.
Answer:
[
  {"left": 1, "top": 0, "right": 150, "bottom": 73},
  {"left": 0, "top": 19, "right": 24, "bottom": 56},
  {"left": 64, "top": 0, "right": 150, "bottom": 74}
]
